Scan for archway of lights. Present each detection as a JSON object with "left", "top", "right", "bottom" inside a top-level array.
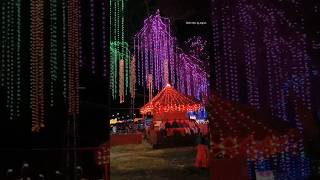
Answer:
[
  {"left": 134, "top": 10, "right": 209, "bottom": 100},
  {"left": 110, "top": 0, "right": 131, "bottom": 102}
]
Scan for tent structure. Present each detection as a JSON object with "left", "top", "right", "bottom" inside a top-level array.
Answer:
[
  {"left": 140, "top": 84, "right": 202, "bottom": 121},
  {"left": 206, "top": 93, "right": 300, "bottom": 159}
]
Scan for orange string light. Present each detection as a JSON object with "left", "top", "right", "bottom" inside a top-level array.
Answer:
[
  {"left": 30, "top": 0, "right": 45, "bottom": 132},
  {"left": 67, "top": 0, "right": 80, "bottom": 114},
  {"left": 130, "top": 56, "right": 136, "bottom": 99},
  {"left": 119, "top": 59, "right": 125, "bottom": 103}
]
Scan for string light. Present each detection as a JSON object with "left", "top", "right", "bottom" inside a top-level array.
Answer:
[
  {"left": 119, "top": 59, "right": 124, "bottom": 103},
  {"left": 0, "top": 1, "right": 22, "bottom": 120},
  {"left": 130, "top": 56, "right": 136, "bottom": 99},
  {"left": 102, "top": 0, "right": 108, "bottom": 77},
  {"left": 62, "top": 0, "right": 68, "bottom": 101},
  {"left": 90, "top": 0, "right": 95, "bottom": 74},
  {"left": 16, "top": 0, "right": 21, "bottom": 119},
  {"left": 134, "top": 10, "right": 209, "bottom": 100},
  {"left": 49, "top": 0, "right": 58, "bottom": 107},
  {"left": 148, "top": 74, "right": 153, "bottom": 102},
  {"left": 110, "top": 0, "right": 130, "bottom": 100},
  {"left": 211, "top": 0, "right": 313, "bottom": 178},
  {"left": 140, "top": 84, "right": 201, "bottom": 115},
  {"left": 164, "top": 59, "right": 169, "bottom": 84},
  {"left": 30, "top": 0, "right": 45, "bottom": 132},
  {"left": 67, "top": 0, "right": 80, "bottom": 114}
]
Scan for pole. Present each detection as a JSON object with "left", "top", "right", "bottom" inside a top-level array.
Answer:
[
  {"left": 73, "top": 113, "right": 77, "bottom": 180},
  {"left": 104, "top": 163, "right": 109, "bottom": 180},
  {"left": 66, "top": 113, "right": 77, "bottom": 180},
  {"left": 66, "top": 114, "right": 71, "bottom": 180}
]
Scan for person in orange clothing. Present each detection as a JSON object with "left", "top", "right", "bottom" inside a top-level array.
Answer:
[{"left": 195, "top": 135, "right": 208, "bottom": 169}]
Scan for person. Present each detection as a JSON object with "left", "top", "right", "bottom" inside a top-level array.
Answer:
[
  {"left": 172, "top": 120, "right": 178, "bottom": 128},
  {"left": 165, "top": 121, "right": 171, "bottom": 129},
  {"left": 112, "top": 125, "right": 117, "bottom": 134},
  {"left": 195, "top": 134, "right": 208, "bottom": 169}
]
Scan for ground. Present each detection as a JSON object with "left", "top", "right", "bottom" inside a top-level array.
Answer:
[{"left": 110, "top": 142, "right": 209, "bottom": 180}]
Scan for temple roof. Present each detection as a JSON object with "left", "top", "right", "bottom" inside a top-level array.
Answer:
[{"left": 140, "top": 84, "right": 201, "bottom": 114}]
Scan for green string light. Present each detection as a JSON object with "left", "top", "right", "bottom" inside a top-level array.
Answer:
[
  {"left": 16, "top": 0, "right": 21, "bottom": 118},
  {"left": 49, "top": 0, "right": 58, "bottom": 107},
  {"left": 110, "top": 0, "right": 130, "bottom": 100},
  {"left": 62, "top": 0, "right": 67, "bottom": 102},
  {"left": 0, "top": 0, "right": 21, "bottom": 120}
]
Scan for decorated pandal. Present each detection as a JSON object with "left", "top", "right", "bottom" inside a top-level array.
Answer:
[
  {"left": 140, "top": 84, "right": 201, "bottom": 117},
  {"left": 140, "top": 84, "right": 208, "bottom": 147}
]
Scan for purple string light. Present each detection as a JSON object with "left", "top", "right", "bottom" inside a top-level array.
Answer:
[{"left": 134, "top": 10, "right": 209, "bottom": 100}]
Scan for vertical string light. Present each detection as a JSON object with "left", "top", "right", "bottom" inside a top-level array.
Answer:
[
  {"left": 211, "top": 0, "right": 313, "bottom": 178},
  {"left": 90, "top": 0, "right": 95, "bottom": 74},
  {"left": 164, "top": 59, "right": 169, "bottom": 85},
  {"left": 130, "top": 56, "right": 136, "bottom": 99},
  {"left": 62, "top": 0, "right": 68, "bottom": 101},
  {"left": 67, "top": 0, "right": 80, "bottom": 115},
  {"left": 1, "top": 3, "right": 6, "bottom": 88},
  {"left": 30, "top": 0, "right": 45, "bottom": 132},
  {"left": 15, "top": 0, "right": 21, "bottom": 118},
  {"left": 1, "top": 0, "right": 21, "bottom": 120},
  {"left": 148, "top": 74, "right": 153, "bottom": 102},
  {"left": 9, "top": 0, "right": 14, "bottom": 120},
  {"left": 0, "top": 1, "right": 21, "bottom": 120},
  {"left": 119, "top": 59, "right": 124, "bottom": 103},
  {"left": 110, "top": 0, "right": 130, "bottom": 100},
  {"left": 49, "top": 0, "right": 58, "bottom": 107},
  {"left": 134, "top": 10, "right": 209, "bottom": 100},
  {"left": 102, "top": 0, "right": 107, "bottom": 77}
]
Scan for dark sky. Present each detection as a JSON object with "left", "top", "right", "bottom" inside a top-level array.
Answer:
[{"left": 127, "top": 0, "right": 211, "bottom": 45}]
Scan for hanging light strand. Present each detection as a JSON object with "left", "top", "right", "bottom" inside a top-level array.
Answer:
[
  {"left": 102, "top": 0, "right": 107, "bottom": 77},
  {"left": 130, "top": 56, "right": 136, "bottom": 99},
  {"left": 119, "top": 59, "right": 124, "bottom": 103},
  {"left": 30, "top": 0, "right": 45, "bottom": 132},
  {"left": 62, "top": 0, "right": 68, "bottom": 101},
  {"left": 49, "top": 0, "right": 58, "bottom": 107},
  {"left": 67, "top": 0, "right": 80, "bottom": 114}
]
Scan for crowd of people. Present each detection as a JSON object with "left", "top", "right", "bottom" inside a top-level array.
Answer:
[
  {"left": 155, "top": 119, "right": 208, "bottom": 137},
  {"left": 1, "top": 163, "right": 100, "bottom": 180},
  {"left": 110, "top": 120, "right": 144, "bottom": 134}
]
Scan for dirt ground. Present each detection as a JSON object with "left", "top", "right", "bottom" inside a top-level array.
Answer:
[{"left": 110, "top": 142, "right": 209, "bottom": 180}]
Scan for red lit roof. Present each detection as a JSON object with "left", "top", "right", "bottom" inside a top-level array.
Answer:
[{"left": 140, "top": 84, "right": 201, "bottom": 114}]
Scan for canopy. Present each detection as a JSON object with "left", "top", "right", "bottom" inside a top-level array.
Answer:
[
  {"left": 140, "top": 84, "right": 201, "bottom": 115},
  {"left": 206, "top": 92, "right": 300, "bottom": 159}
]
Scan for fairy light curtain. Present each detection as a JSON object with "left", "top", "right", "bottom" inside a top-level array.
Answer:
[
  {"left": 178, "top": 52, "right": 209, "bottom": 100},
  {"left": 0, "top": 0, "right": 22, "bottom": 121},
  {"left": 211, "top": 0, "right": 312, "bottom": 123},
  {"left": 134, "top": 10, "right": 209, "bottom": 100},
  {"left": 30, "top": 0, "right": 45, "bottom": 132},
  {"left": 0, "top": 0, "right": 86, "bottom": 131},
  {"left": 134, "top": 10, "right": 175, "bottom": 90},
  {"left": 110, "top": 0, "right": 131, "bottom": 101},
  {"left": 67, "top": 0, "right": 81, "bottom": 115},
  {"left": 211, "top": 0, "right": 313, "bottom": 178}
]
